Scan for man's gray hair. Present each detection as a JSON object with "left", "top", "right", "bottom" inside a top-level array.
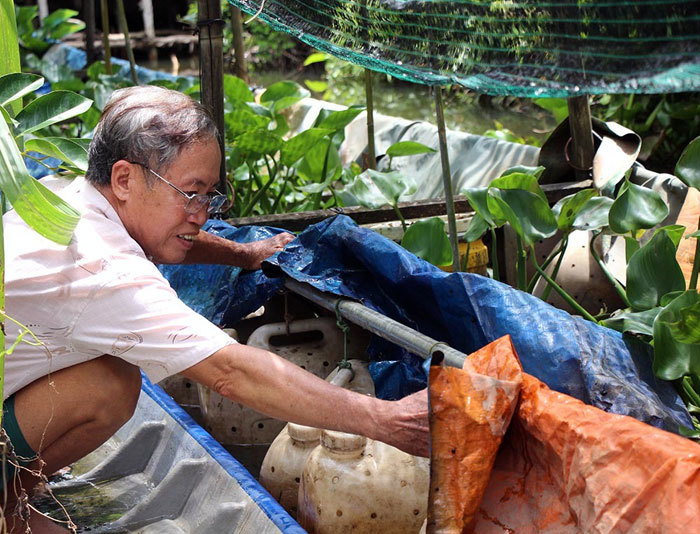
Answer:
[{"left": 86, "top": 85, "right": 219, "bottom": 186}]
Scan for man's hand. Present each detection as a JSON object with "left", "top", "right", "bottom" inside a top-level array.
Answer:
[
  {"left": 378, "top": 389, "right": 429, "bottom": 457},
  {"left": 238, "top": 232, "right": 295, "bottom": 270}
]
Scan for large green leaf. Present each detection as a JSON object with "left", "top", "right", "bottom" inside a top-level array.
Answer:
[
  {"left": 338, "top": 174, "right": 386, "bottom": 209},
  {"left": 487, "top": 188, "right": 558, "bottom": 247},
  {"left": 461, "top": 187, "right": 496, "bottom": 226},
  {"left": 386, "top": 141, "right": 436, "bottom": 158},
  {"left": 223, "top": 74, "right": 254, "bottom": 104},
  {"left": 280, "top": 128, "right": 332, "bottom": 167},
  {"left": 24, "top": 137, "right": 88, "bottom": 172},
  {"left": 666, "top": 300, "right": 700, "bottom": 345},
  {"left": 0, "top": 104, "right": 18, "bottom": 128},
  {"left": 401, "top": 217, "right": 453, "bottom": 267},
  {"left": 602, "top": 307, "right": 661, "bottom": 337},
  {"left": 315, "top": 106, "right": 364, "bottom": 132},
  {"left": 626, "top": 229, "right": 686, "bottom": 310},
  {"left": 0, "top": 116, "right": 79, "bottom": 244},
  {"left": 572, "top": 196, "right": 613, "bottom": 231},
  {"left": 675, "top": 136, "right": 700, "bottom": 190},
  {"left": 490, "top": 172, "right": 547, "bottom": 201},
  {"left": 552, "top": 189, "right": 597, "bottom": 231},
  {"left": 260, "top": 81, "right": 309, "bottom": 114},
  {"left": 297, "top": 141, "right": 341, "bottom": 183},
  {"left": 225, "top": 108, "right": 270, "bottom": 139},
  {"left": 499, "top": 165, "right": 545, "bottom": 180},
  {"left": 0, "top": 72, "right": 43, "bottom": 107},
  {"left": 15, "top": 91, "right": 92, "bottom": 136},
  {"left": 1, "top": 0, "right": 21, "bottom": 112},
  {"left": 609, "top": 180, "right": 669, "bottom": 234},
  {"left": 464, "top": 213, "right": 489, "bottom": 243},
  {"left": 235, "top": 128, "right": 283, "bottom": 157},
  {"left": 533, "top": 98, "right": 569, "bottom": 123},
  {"left": 653, "top": 290, "right": 700, "bottom": 380},
  {"left": 652, "top": 224, "right": 686, "bottom": 249},
  {"left": 367, "top": 169, "right": 414, "bottom": 205}
]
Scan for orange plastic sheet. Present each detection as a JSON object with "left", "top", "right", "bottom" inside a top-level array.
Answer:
[{"left": 428, "top": 335, "right": 700, "bottom": 533}]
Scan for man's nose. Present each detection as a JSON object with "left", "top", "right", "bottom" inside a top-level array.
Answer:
[{"left": 187, "top": 205, "right": 209, "bottom": 226}]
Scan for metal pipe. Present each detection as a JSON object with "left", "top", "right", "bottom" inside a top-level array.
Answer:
[{"left": 284, "top": 278, "right": 467, "bottom": 368}]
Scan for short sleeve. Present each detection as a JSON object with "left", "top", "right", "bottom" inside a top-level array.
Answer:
[{"left": 72, "top": 269, "right": 236, "bottom": 383}]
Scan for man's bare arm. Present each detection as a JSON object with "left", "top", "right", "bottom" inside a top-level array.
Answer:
[
  {"left": 181, "top": 230, "right": 295, "bottom": 269},
  {"left": 181, "top": 343, "right": 429, "bottom": 457}
]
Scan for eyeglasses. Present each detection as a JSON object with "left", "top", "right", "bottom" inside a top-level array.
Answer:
[{"left": 132, "top": 162, "right": 227, "bottom": 215}]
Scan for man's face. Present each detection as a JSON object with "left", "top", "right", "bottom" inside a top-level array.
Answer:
[{"left": 119, "top": 137, "right": 221, "bottom": 263}]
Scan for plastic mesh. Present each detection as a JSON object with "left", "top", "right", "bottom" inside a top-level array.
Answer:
[{"left": 227, "top": 0, "right": 700, "bottom": 97}]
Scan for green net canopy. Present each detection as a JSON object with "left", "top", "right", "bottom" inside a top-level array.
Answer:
[{"left": 228, "top": 0, "right": 700, "bottom": 97}]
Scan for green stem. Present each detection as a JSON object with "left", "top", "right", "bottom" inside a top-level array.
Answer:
[
  {"left": 490, "top": 227, "right": 500, "bottom": 281},
  {"left": 541, "top": 235, "right": 569, "bottom": 301},
  {"left": 531, "top": 254, "right": 598, "bottom": 323},
  {"left": 393, "top": 204, "right": 407, "bottom": 232},
  {"left": 682, "top": 376, "right": 700, "bottom": 408},
  {"left": 590, "top": 232, "right": 632, "bottom": 308},
  {"left": 270, "top": 174, "right": 291, "bottom": 213},
  {"left": 515, "top": 235, "right": 527, "bottom": 291},
  {"left": 241, "top": 174, "right": 276, "bottom": 217},
  {"left": 461, "top": 241, "right": 471, "bottom": 271},
  {"left": 115, "top": 0, "right": 138, "bottom": 84},
  {"left": 526, "top": 236, "right": 569, "bottom": 293},
  {"left": 690, "top": 215, "right": 700, "bottom": 290}
]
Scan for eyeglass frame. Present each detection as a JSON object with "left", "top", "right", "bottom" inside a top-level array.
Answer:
[{"left": 129, "top": 161, "right": 228, "bottom": 215}]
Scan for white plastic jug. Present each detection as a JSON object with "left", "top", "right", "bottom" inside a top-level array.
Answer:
[{"left": 298, "top": 429, "right": 429, "bottom": 534}]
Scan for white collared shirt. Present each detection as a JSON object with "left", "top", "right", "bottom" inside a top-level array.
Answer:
[{"left": 3, "top": 176, "right": 235, "bottom": 398}]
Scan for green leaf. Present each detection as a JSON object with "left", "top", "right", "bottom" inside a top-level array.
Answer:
[
  {"left": 296, "top": 177, "right": 332, "bottom": 194},
  {"left": 223, "top": 74, "right": 254, "bottom": 103},
  {"left": 652, "top": 224, "right": 686, "bottom": 249},
  {"left": 386, "top": 141, "right": 436, "bottom": 158},
  {"left": 297, "top": 141, "right": 341, "bottom": 183},
  {"left": 661, "top": 291, "right": 685, "bottom": 307},
  {"left": 1, "top": 104, "right": 19, "bottom": 128},
  {"left": 0, "top": 72, "right": 43, "bottom": 107},
  {"left": 675, "top": 136, "right": 700, "bottom": 189},
  {"left": 303, "top": 52, "right": 329, "bottom": 66},
  {"left": 464, "top": 213, "right": 489, "bottom": 243},
  {"left": 552, "top": 189, "right": 597, "bottom": 231},
  {"left": 401, "top": 217, "right": 453, "bottom": 267},
  {"left": 602, "top": 307, "right": 661, "bottom": 336},
  {"left": 315, "top": 106, "right": 365, "bottom": 132},
  {"left": 366, "top": 169, "right": 413, "bottom": 205},
  {"left": 572, "top": 196, "right": 613, "bottom": 231},
  {"left": 225, "top": 108, "right": 270, "bottom": 139},
  {"left": 41, "top": 9, "right": 79, "bottom": 32},
  {"left": 338, "top": 174, "right": 386, "bottom": 209},
  {"left": 609, "top": 180, "right": 669, "bottom": 234},
  {"left": 235, "top": 128, "right": 283, "bottom": 157},
  {"left": 625, "top": 235, "right": 641, "bottom": 262},
  {"left": 653, "top": 290, "right": 700, "bottom": 380},
  {"left": 627, "top": 230, "right": 686, "bottom": 310},
  {"left": 487, "top": 189, "right": 558, "bottom": 247},
  {"left": 48, "top": 20, "right": 85, "bottom": 40},
  {"left": 499, "top": 165, "right": 546, "bottom": 180},
  {"left": 15, "top": 90, "right": 92, "bottom": 136},
  {"left": 304, "top": 80, "right": 328, "bottom": 93},
  {"left": 24, "top": 137, "right": 88, "bottom": 172},
  {"left": 490, "top": 172, "right": 547, "bottom": 201},
  {"left": 280, "top": 128, "right": 332, "bottom": 167},
  {"left": 0, "top": 115, "right": 80, "bottom": 244},
  {"left": 666, "top": 300, "right": 700, "bottom": 344},
  {"left": 462, "top": 187, "right": 495, "bottom": 226},
  {"left": 533, "top": 98, "right": 569, "bottom": 123},
  {"left": 260, "top": 81, "right": 309, "bottom": 114}
]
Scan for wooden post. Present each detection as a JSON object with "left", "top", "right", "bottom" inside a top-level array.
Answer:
[
  {"left": 229, "top": 5, "right": 249, "bottom": 84},
  {"left": 567, "top": 95, "right": 595, "bottom": 181},
  {"left": 115, "top": 0, "right": 139, "bottom": 85},
  {"left": 84, "top": 0, "right": 96, "bottom": 65},
  {"left": 365, "top": 69, "right": 376, "bottom": 170},
  {"left": 37, "top": 0, "right": 48, "bottom": 23},
  {"left": 434, "top": 87, "right": 461, "bottom": 273},
  {"left": 197, "top": 0, "right": 226, "bottom": 188},
  {"left": 100, "top": 0, "right": 112, "bottom": 74},
  {"left": 139, "top": 0, "right": 157, "bottom": 65}
]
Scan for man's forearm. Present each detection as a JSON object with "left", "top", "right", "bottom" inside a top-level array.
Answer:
[{"left": 181, "top": 229, "right": 254, "bottom": 266}]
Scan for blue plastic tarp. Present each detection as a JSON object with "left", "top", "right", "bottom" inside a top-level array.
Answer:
[{"left": 162, "top": 215, "right": 692, "bottom": 433}]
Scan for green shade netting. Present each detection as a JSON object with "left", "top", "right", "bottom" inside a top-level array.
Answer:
[{"left": 227, "top": 0, "right": 700, "bottom": 97}]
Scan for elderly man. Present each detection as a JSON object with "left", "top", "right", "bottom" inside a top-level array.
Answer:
[{"left": 1, "top": 86, "right": 428, "bottom": 532}]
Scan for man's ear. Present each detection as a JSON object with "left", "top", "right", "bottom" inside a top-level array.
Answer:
[{"left": 110, "top": 160, "right": 138, "bottom": 201}]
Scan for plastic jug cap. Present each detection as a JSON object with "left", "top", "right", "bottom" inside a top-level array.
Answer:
[
  {"left": 288, "top": 423, "right": 322, "bottom": 443},
  {"left": 321, "top": 430, "right": 367, "bottom": 452}
]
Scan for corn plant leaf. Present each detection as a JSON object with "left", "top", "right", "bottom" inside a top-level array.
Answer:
[
  {"left": 280, "top": 128, "right": 332, "bottom": 167},
  {"left": 367, "top": 169, "right": 415, "bottom": 205},
  {"left": 602, "top": 307, "right": 661, "bottom": 337},
  {"left": 338, "top": 174, "right": 386, "bottom": 209},
  {"left": 315, "top": 106, "right": 364, "bottom": 132},
  {"left": 386, "top": 141, "right": 436, "bottom": 158},
  {"left": 15, "top": 90, "right": 92, "bottom": 136},
  {"left": 0, "top": 72, "right": 43, "bottom": 107},
  {"left": 609, "top": 180, "right": 669, "bottom": 234},
  {"left": 464, "top": 213, "right": 489, "bottom": 243},
  {"left": 0, "top": 117, "right": 79, "bottom": 244},
  {"left": 24, "top": 137, "right": 88, "bottom": 172},
  {"left": 572, "top": 196, "right": 613, "bottom": 231},
  {"left": 487, "top": 188, "right": 557, "bottom": 247},
  {"left": 223, "top": 74, "right": 254, "bottom": 103},
  {"left": 401, "top": 217, "right": 453, "bottom": 267},
  {"left": 260, "top": 81, "right": 309, "bottom": 114},
  {"left": 653, "top": 290, "right": 700, "bottom": 380},
  {"left": 627, "top": 229, "right": 686, "bottom": 310},
  {"left": 552, "top": 189, "right": 597, "bottom": 231},
  {"left": 675, "top": 136, "right": 700, "bottom": 190}
]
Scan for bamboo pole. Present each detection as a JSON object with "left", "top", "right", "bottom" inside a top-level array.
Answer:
[
  {"left": 84, "top": 0, "right": 96, "bottom": 65},
  {"left": 365, "top": 69, "right": 376, "bottom": 170},
  {"left": 197, "top": 0, "right": 226, "bottom": 188},
  {"left": 115, "top": 0, "right": 139, "bottom": 85},
  {"left": 434, "top": 87, "right": 460, "bottom": 273},
  {"left": 567, "top": 95, "right": 595, "bottom": 181},
  {"left": 100, "top": 0, "right": 112, "bottom": 74},
  {"left": 229, "top": 5, "right": 249, "bottom": 84}
]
